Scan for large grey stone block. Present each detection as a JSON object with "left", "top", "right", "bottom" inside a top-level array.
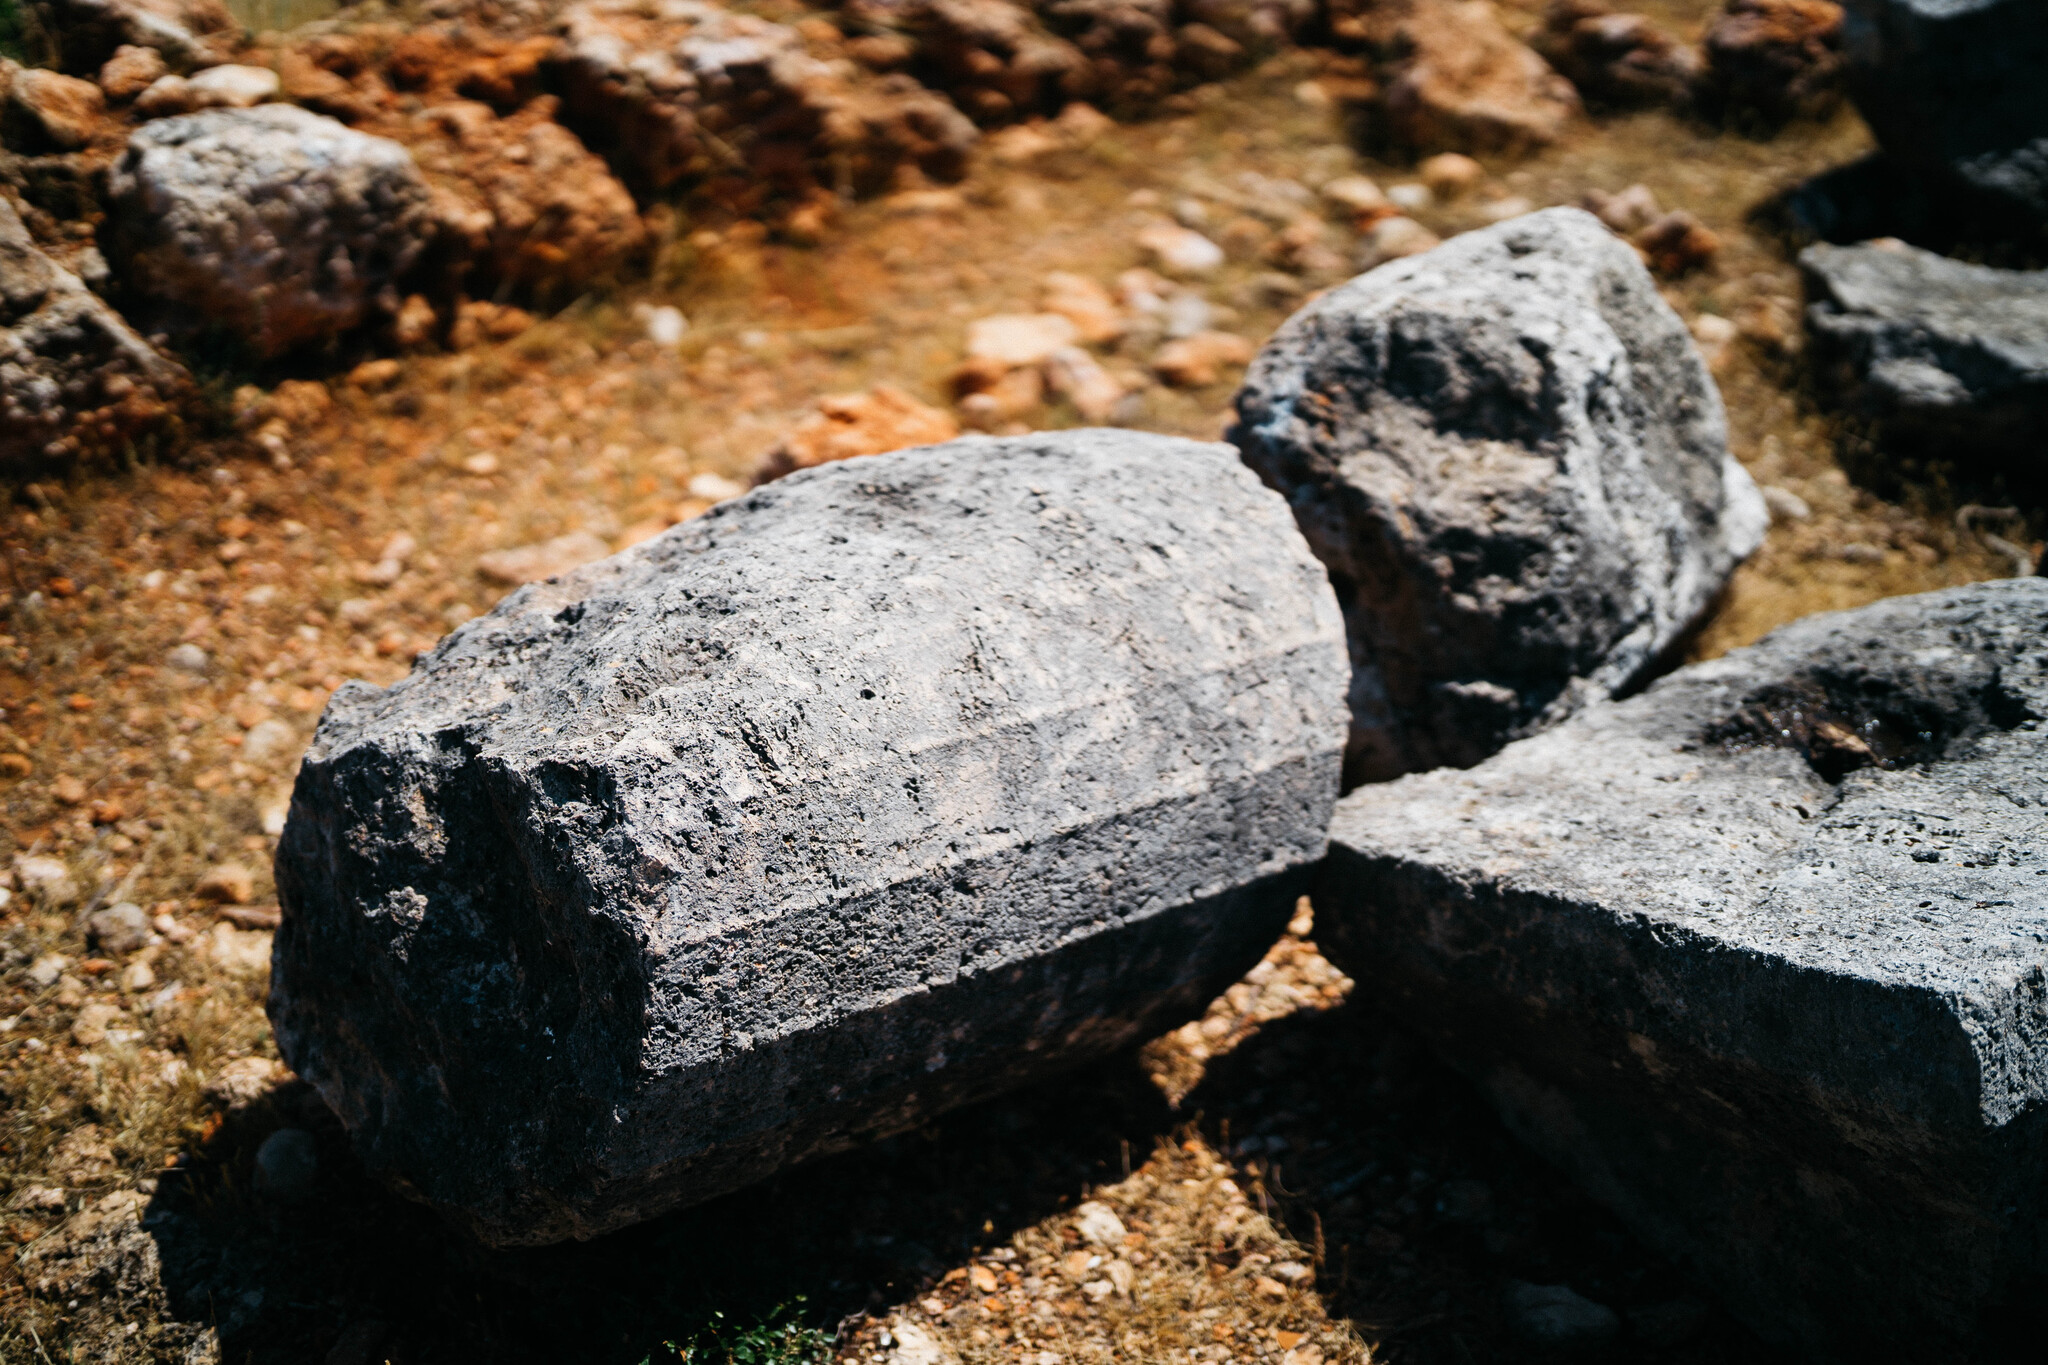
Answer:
[
  {"left": 1231, "top": 207, "right": 1765, "bottom": 787},
  {"left": 1314, "top": 578, "right": 2048, "bottom": 1356},
  {"left": 270, "top": 430, "right": 1348, "bottom": 1246}
]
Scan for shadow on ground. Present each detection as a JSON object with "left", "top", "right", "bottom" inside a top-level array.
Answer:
[{"left": 145, "top": 997, "right": 1788, "bottom": 1364}]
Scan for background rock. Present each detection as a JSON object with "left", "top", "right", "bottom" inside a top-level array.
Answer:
[
  {"left": 1345, "top": 0, "right": 1582, "bottom": 154},
  {"left": 1801, "top": 238, "right": 2048, "bottom": 463},
  {"left": 1840, "top": 0, "right": 2048, "bottom": 226},
  {"left": 1534, "top": 0, "right": 1702, "bottom": 111},
  {"left": 1700, "top": 0, "right": 1846, "bottom": 124},
  {"left": 1313, "top": 578, "right": 2048, "bottom": 1355},
  {"left": 108, "top": 105, "right": 434, "bottom": 357},
  {"left": 271, "top": 430, "right": 1347, "bottom": 1246},
  {"left": 1231, "top": 206, "right": 1766, "bottom": 786},
  {"left": 50, "top": 0, "right": 239, "bottom": 73},
  {"left": 1, "top": 193, "right": 193, "bottom": 470}
]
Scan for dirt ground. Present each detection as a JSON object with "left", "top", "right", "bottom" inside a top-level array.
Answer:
[{"left": 2, "top": 7, "right": 2041, "bottom": 1362}]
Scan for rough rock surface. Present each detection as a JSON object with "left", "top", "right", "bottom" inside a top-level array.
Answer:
[
  {"left": 1801, "top": 238, "right": 2048, "bottom": 460},
  {"left": 270, "top": 430, "right": 1349, "bottom": 1246},
  {"left": 3, "top": 66, "right": 109, "bottom": 151},
  {"left": 1231, "top": 207, "right": 1766, "bottom": 786},
  {"left": 108, "top": 105, "right": 434, "bottom": 357},
  {"left": 1313, "top": 578, "right": 2048, "bottom": 1354},
  {"left": 1, "top": 194, "right": 192, "bottom": 468},
  {"left": 1840, "top": 0, "right": 2048, "bottom": 222}
]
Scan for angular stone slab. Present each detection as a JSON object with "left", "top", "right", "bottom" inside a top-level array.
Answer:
[
  {"left": 1802, "top": 238, "right": 2048, "bottom": 462},
  {"left": 1314, "top": 578, "right": 2048, "bottom": 1355},
  {"left": 1231, "top": 207, "right": 1765, "bottom": 787},
  {"left": 271, "top": 430, "right": 1348, "bottom": 1246}
]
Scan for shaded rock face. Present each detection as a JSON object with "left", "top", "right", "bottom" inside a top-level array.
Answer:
[
  {"left": 51, "top": 0, "right": 238, "bottom": 74},
  {"left": 1701, "top": 0, "right": 1847, "bottom": 123},
  {"left": 1, "top": 194, "right": 192, "bottom": 469},
  {"left": 1313, "top": 579, "right": 2048, "bottom": 1356},
  {"left": 1801, "top": 238, "right": 2048, "bottom": 461},
  {"left": 551, "top": 0, "right": 980, "bottom": 198},
  {"left": 1840, "top": 0, "right": 2048, "bottom": 224},
  {"left": 108, "top": 105, "right": 434, "bottom": 357},
  {"left": 1231, "top": 207, "right": 1766, "bottom": 787},
  {"left": 270, "top": 430, "right": 1349, "bottom": 1247}
]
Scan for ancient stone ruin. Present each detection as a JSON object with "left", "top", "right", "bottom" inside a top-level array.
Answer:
[{"left": 270, "top": 429, "right": 1349, "bottom": 1244}]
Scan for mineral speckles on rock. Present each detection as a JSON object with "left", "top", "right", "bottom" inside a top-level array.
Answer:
[
  {"left": 1314, "top": 578, "right": 2048, "bottom": 1355},
  {"left": 109, "top": 105, "right": 433, "bottom": 357},
  {"left": 1232, "top": 206, "right": 1766, "bottom": 786},
  {"left": 270, "top": 430, "right": 1348, "bottom": 1246}
]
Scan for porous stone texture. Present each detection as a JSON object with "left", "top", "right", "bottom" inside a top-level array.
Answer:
[
  {"left": 270, "top": 430, "right": 1348, "bottom": 1246},
  {"left": 1801, "top": 238, "right": 2048, "bottom": 460},
  {"left": 1840, "top": 0, "right": 2048, "bottom": 222},
  {"left": 108, "top": 105, "right": 434, "bottom": 357},
  {"left": 1314, "top": 578, "right": 2048, "bottom": 1356},
  {"left": 1, "top": 194, "right": 192, "bottom": 469},
  {"left": 1231, "top": 207, "right": 1766, "bottom": 786}
]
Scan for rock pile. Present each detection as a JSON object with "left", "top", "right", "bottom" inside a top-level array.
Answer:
[
  {"left": 1801, "top": 238, "right": 2048, "bottom": 465},
  {"left": 1312, "top": 578, "right": 2048, "bottom": 1355},
  {"left": 270, "top": 430, "right": 1349, "bottom": 1245},
  {"left": 1232, "top": 207, "right": 1766, "bottom": 785}
]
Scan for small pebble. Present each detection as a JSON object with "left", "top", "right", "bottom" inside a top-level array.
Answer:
[
  {"left": 165, "top": 643, "right": 209, "bottom": 674},
  {"left": 1387, "top": 182, "right": 1435, "bottom": 213}
]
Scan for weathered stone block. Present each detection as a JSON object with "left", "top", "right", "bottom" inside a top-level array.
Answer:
[
  {"left": 271, "top": 430, "right": 1348, "bottom": 1246},
  {"left": 1232, "top": 207, "right": 1765, "bottom": 786},
  {"left": 1802, "top": 238, "right": 2048, "bottom": 463},
  {"left": 1314, "top": 578, "right": 2048, "bottom": 1355}
]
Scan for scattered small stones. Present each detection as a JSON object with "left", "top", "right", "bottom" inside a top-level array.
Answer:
[
  {"left": 1136, "top": 221, "right": 1226, "bottom": 276},
  {"left": 193, "top": 862, "right": 255, "bottom": 905},
  {"left": 13, "top": 855, "right": 78, "bottom": 903},
  {"left": 88, "top": 901, "right": 150, "bottom": 955},
  {"left": 204, "top": 1055, "right": 287, "bottom": 1109},
  {"left": 755, "top": 385, "right": 960, "bottom": 483},
  {"left": 474, "top": 530, "right": 614, "bottom": 586},
  {"left": 1152, "top": 329, "right": 1254, "bottom": 388},
  {"left": 1354, "top": 215, "right": 1440, "bottom": 270}
]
